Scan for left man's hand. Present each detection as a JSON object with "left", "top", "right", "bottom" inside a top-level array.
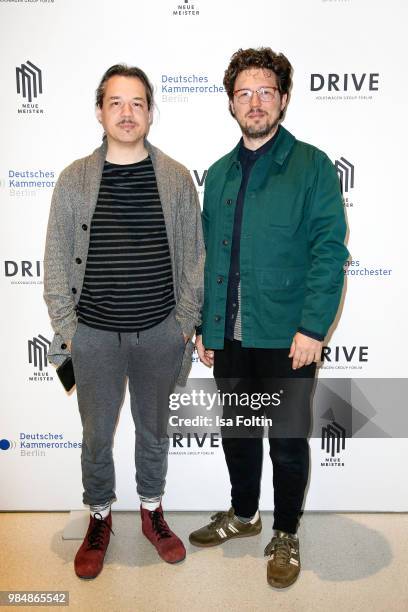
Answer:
[{"left": 289, "top": 332, "right": 323, "bottom": 370}]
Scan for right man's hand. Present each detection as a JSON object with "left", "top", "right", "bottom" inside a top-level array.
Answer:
[{"left": 195, "top": 335, "right": 214, "bottom": 368}]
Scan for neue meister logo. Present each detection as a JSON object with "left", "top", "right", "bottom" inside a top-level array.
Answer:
[
  {"left": 335, "top": 157, "right": 354, "bottom": 194},
  {"left": 28, "top": 334, "right": 51, "bottom": 372},
  {"left": 321, "top": 421, "right": 346, "bottom": 457},
  {"left": 16, "top": 61, "right": 42, "bottom": 103}
]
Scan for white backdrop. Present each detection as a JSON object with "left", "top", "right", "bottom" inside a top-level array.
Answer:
[{"left": 1, "top": 0, "right": 407, "bottom": 511}]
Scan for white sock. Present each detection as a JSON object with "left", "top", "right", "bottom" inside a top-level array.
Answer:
[
  {"left": 250, "top": 510, "right": 260, "bottom": 524},
  {"left": 141, "top": 497, "right": 161, "bottom": 511},
  {"left": 236, "top": 510, "right": 259, "bottom": 524},
  {"left": 90, "top": 502, "right": 111, "bottom": 519}
]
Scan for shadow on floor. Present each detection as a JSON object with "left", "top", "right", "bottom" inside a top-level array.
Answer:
[{"left": 50, "top": 511, "right": 392, "bottom": 581}]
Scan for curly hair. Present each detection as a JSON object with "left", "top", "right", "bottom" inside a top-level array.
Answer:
[
  {"left": 95, "top": 64, "right": 154, "bottom": 110},
  {"left": 223, "top": 47, "right": 292, "bottom": 100}
]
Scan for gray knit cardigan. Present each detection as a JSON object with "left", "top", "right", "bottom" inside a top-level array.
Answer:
[{"left": 43, "top": 138, "right": 205, "bottom": 385}]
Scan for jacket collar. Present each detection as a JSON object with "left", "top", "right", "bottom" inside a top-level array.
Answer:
[
  {"left": 227, "top": 124, "right": 296, "bottom": 170},
  {"left": 87, "top": 136, "right": 160, "bottom": 172}
]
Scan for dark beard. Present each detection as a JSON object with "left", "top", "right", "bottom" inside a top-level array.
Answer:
[{"left": 240, "top": 118, "right": 279, "bottom": 140}]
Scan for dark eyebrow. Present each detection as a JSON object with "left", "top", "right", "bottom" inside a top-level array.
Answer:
[{"left": 108, "top": 96, "right": 146, "bottom": 101}]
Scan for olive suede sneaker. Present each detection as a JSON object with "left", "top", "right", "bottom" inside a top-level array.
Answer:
[
  {"left": 189, "top": 507, "right": 262, "bottom": 547},
  {"left": 264, "top": 531, "right": 300, "bottom": 588},
  {"left": 74, "top": 512, "right": 114, "bottom": 579}
]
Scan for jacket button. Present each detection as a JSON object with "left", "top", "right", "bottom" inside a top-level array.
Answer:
[
  {"left": 217, "top": 276, "right": 223, "bottom": 284},
  {"left": 82, "top": 224, "right": 88, "bottom": 230},
  {"left": 214, "top": 315, "right": 221, "bottom": 322},
  {"left": 75, "top": 258, "right": 82, "bottom": 264},
  {"left": 61, "top": 343, "right": 67, "bottom": 350},
  {"left": 71, "top": 287, "right": 77, "bottom": 294},
  {"left": 222, "top": 239, "right": 229, "bottom": 246},
  {"left": 226, "top": 199, "right": 233, "bottom": 206}
]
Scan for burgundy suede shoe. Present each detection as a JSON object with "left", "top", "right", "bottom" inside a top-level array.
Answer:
[
  {"left": 74, "top": 512, "right": 114, "bottom": 579},
  {"left": 141, "top": 504, "right": 186, "bottom": 563}
]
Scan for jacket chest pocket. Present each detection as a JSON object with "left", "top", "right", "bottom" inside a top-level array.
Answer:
[
  {"left": 251, "top": 191, "right": 305, "bottom": 233},
  {"left": 247, "top": 178, "right": 307, "bottom": 229}
]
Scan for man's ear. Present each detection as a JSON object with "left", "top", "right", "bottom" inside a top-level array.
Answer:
[
  {"left": 280, "top": 93, "right": 288, "bottom": 113},
  {"left": 95, "top": 105, "right": 102, "bottom": 123},
  {"left": 229, "top": 100, "right": 235, "bottom": 116},
  {"left": 148, "top": 110, "right": 153, "bottom": 125}
]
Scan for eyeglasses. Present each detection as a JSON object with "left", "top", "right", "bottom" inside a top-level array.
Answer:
[{"left": 233, "top": 87, "right": 279, "bottom": 104}]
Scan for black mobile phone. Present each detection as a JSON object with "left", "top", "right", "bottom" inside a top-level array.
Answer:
[{"left": 56, "top": 357, "right": 76, "bottom": 392}]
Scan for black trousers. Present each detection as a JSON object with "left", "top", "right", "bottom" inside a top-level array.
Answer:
[{"left": 214, "top": 339, "right": 316, "bottom": 534}]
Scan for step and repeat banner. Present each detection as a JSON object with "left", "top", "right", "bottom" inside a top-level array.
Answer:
[{"left": 1, "top": 0, "right": 407, "bottom": 511}]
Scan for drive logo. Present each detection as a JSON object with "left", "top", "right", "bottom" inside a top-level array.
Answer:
[
  {"left": 171, "top": 432, "right": 220, "bottom": 448},
  {"left": 335, "top": 157, "right": 354, "bottom": 194},
  {"left": 321, "top": 421, "right": 346, "bottom": 457},
  {"left": 322, "top": 345, "right": 368, "bottom": 362},
  {"left": 311, "top": 72, "right": 379, "bottom": 101},
  {"left": 0, "top": 439, "right": 17, "bottom": 451},
  {"left": 16, "top": 61, "right": 44, "bottom": 114},
  {"left": 311, "top": 73, "right": 379, "bottom": 91},
  {"left": 27, "top": 335, "right": 54, "bottom": 382},
  {"left": 320, "top": 345, "right": 368, "bottom": 371},
  {"left": 3, "top": 260, "right": 43, "bottom": 285}
]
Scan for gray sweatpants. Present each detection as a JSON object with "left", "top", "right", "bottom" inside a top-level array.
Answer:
[{"left": 71, "top": 310, "right": 185, "bottom": 507}]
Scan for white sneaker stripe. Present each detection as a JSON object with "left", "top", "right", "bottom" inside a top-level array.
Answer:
[
  {"left": 228, "top": 524, "right": 239, "bottom": 533},
  {"left": 217, "top": 527, "right": 227, "bottom": 538},
  {"left": 289, "top": 558, "right": 299, "bottom": 566}
]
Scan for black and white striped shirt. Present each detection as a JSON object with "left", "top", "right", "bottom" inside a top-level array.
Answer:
[{"left": 77, "top": 156, "right": 175, "bottom": 332}]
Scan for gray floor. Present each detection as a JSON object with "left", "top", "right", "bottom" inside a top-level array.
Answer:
[{"left": 1, "top": 511, "right": 407, "bottom": 611}]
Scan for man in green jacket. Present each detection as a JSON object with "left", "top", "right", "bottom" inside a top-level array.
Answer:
[{"left": 189, "top": 48, "right": 349, "bottom": 588}]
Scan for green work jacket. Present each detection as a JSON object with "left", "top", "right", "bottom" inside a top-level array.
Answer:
[{"left": 202, "top": 126, "right": 349, "bottom": 349}]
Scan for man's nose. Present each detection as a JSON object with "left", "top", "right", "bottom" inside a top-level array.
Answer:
[
  {"left": 121, "top": 102, "right": 133, "bottom": 115},
  {"left": 249, "top": 91, "right": 262, "bottom": 107}
]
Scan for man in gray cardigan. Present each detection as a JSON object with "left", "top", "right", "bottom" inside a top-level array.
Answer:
[{"left": 43, "top": 64, "right": 204, "bottom": 578}]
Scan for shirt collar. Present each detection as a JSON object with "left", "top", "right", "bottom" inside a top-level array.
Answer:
[
  {"left": 238, "top": 125, "right": 280, "bottom": 162},
  {"left": 227, "top": 125, "right": 296, "bottom": 171}
]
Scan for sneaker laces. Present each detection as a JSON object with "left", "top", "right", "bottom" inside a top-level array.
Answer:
[
  {"left": 150, "top": 509, "right": 172, "bottom": 540},
  {"left": 264, "top": 536, "right": 293, "bottom": 567},
  {"left": 209, "top": 510, "right": 230, "bottom": 531},
  {"left": 86, "top": 513, "right": 114, "bottom": 550}
]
